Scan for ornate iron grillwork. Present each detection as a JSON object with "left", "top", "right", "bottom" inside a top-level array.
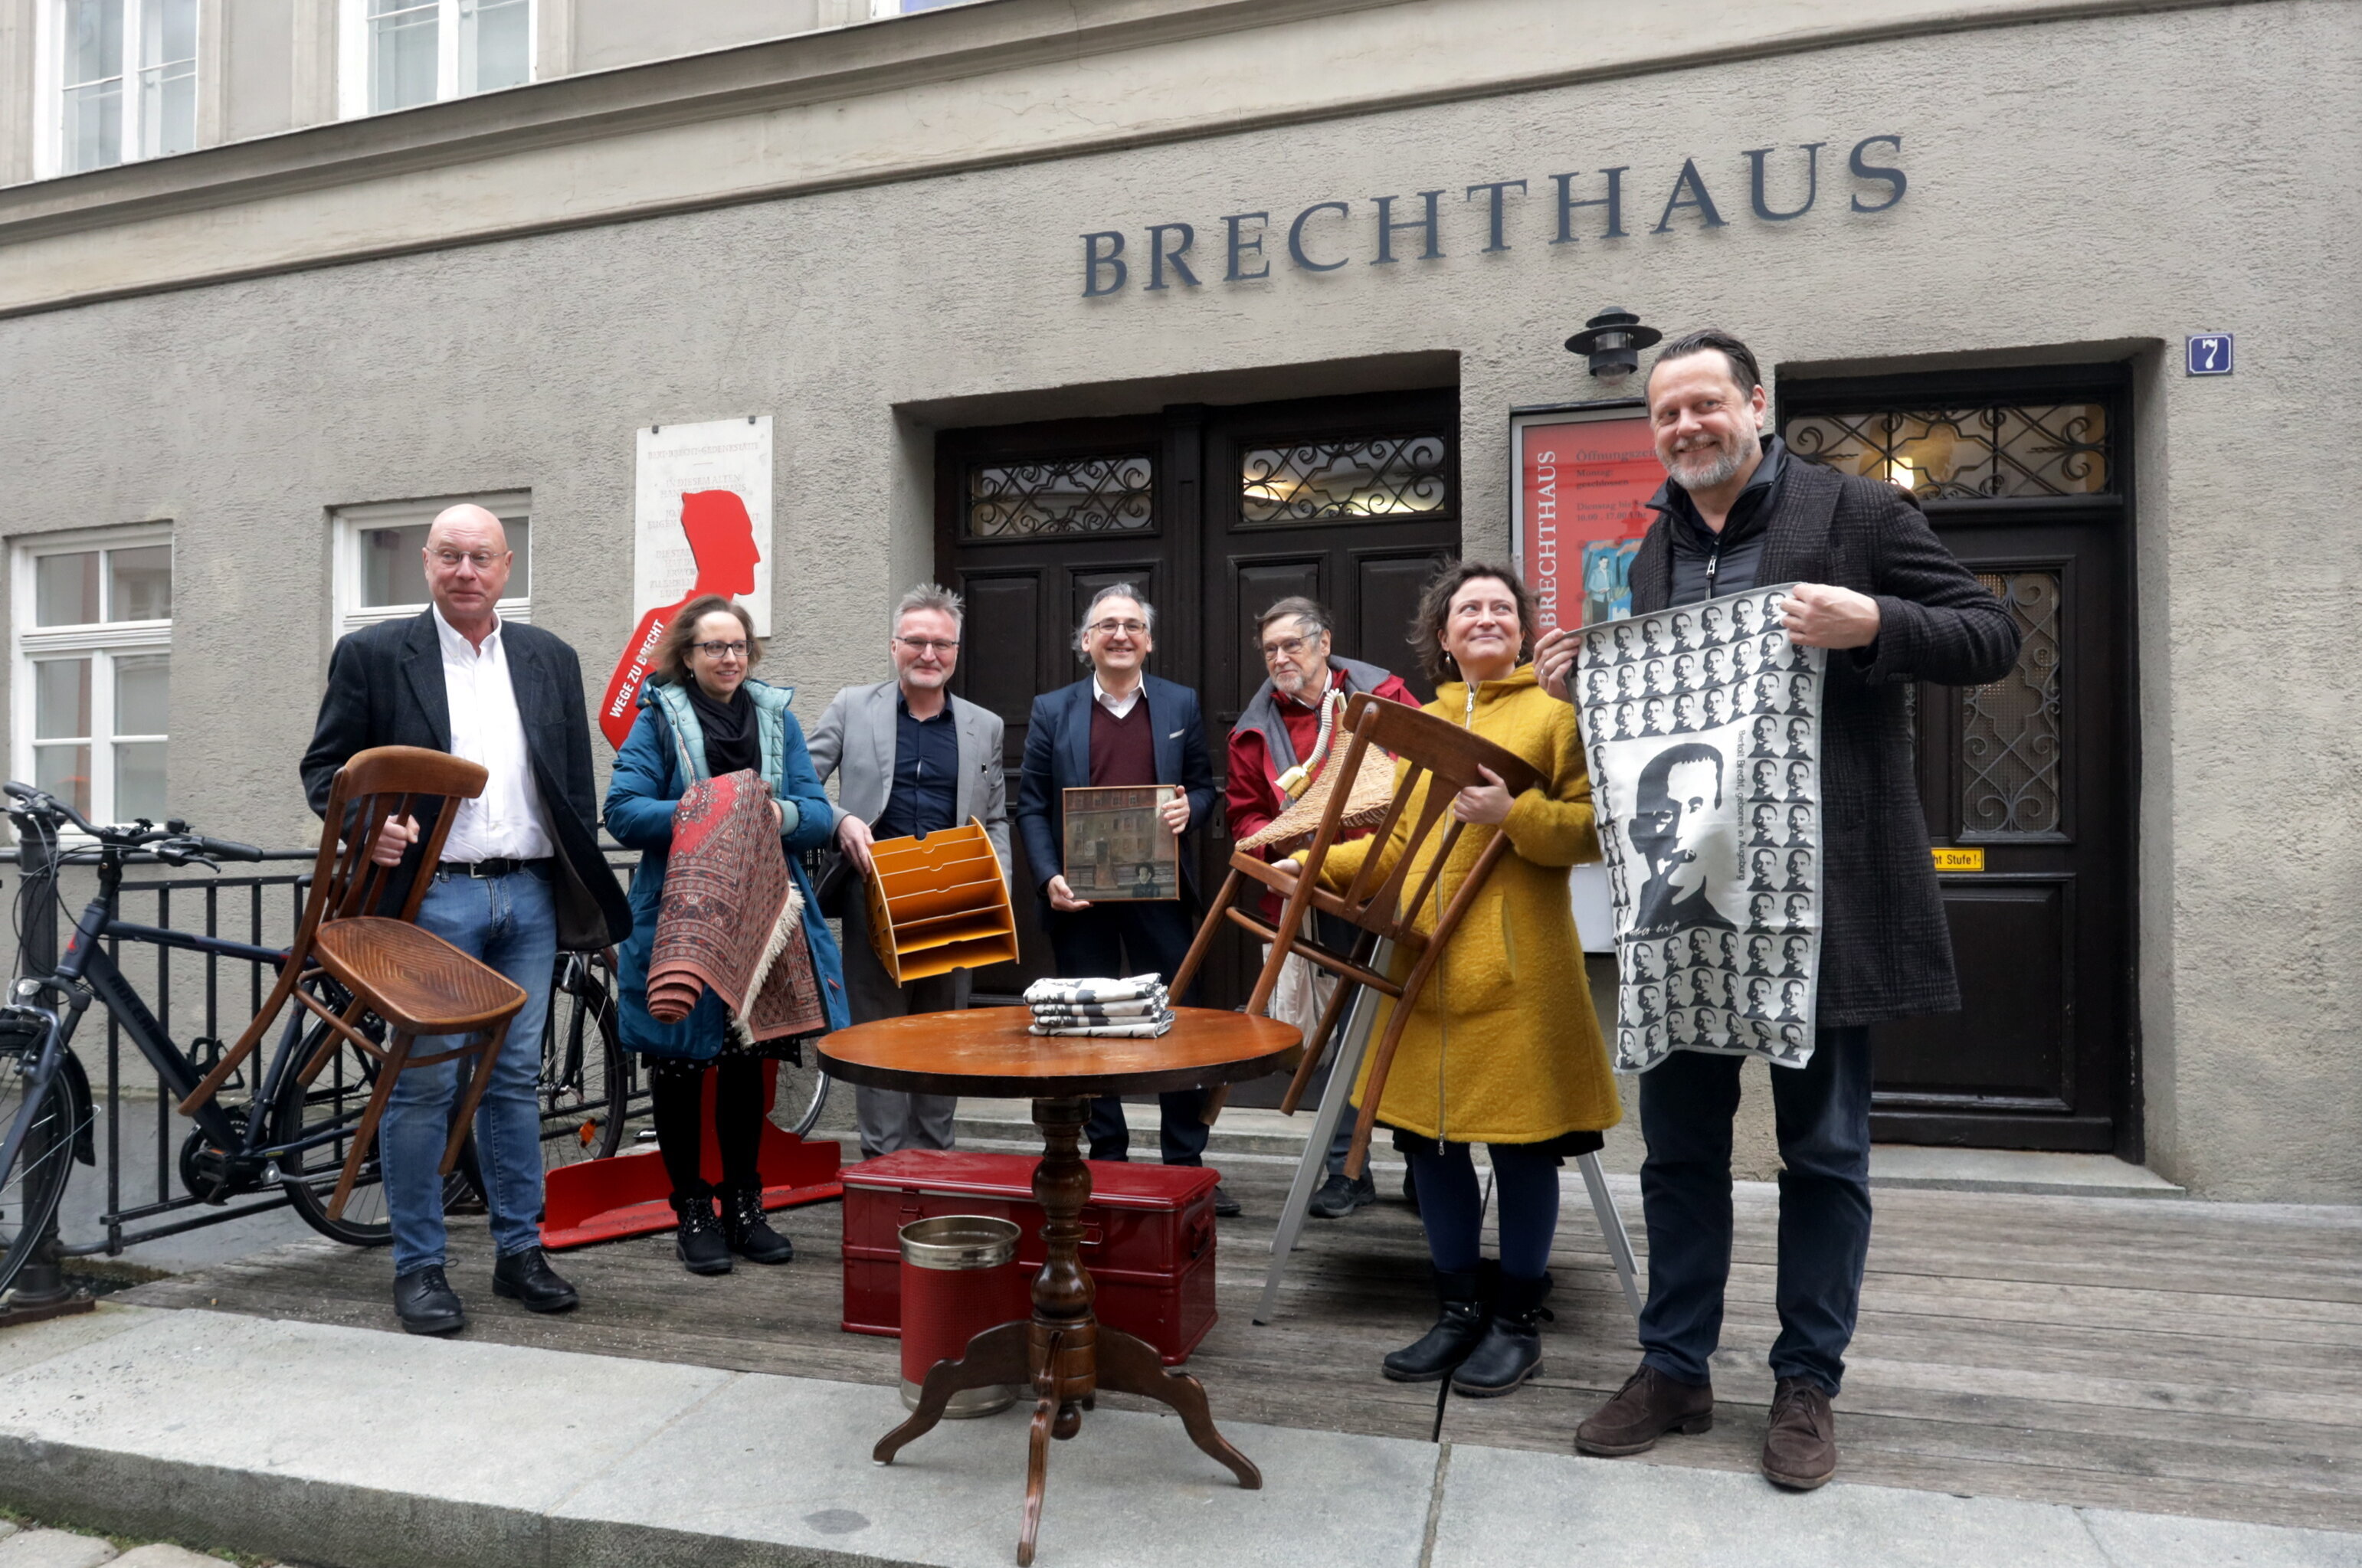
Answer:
[
  {"left": 1239, "top": 434, "right": 1450, "bottom": 526},
  {"left": 1784, "top": 404, "right": 2110, "bottom": 499},
  {"left": 965, "top": 453, "right": 1155, "bottom": 538},
  {"left": 1961, "top": 570, "right": 2063, "bottom": 835}
]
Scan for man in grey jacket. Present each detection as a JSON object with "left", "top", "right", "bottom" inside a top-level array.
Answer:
[{"left": 808, "top": 583, "right": 1010, "bottom": 1159}]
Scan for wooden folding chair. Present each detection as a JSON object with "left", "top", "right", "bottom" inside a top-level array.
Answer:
[
  {"left": 181, "top": 745, "right": 529, "bottom": 1218},
  {"left": 1171, "top": 692, "right": 1540, "bottom": 1177}
]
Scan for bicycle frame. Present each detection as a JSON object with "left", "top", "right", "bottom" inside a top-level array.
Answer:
[{"left": 0, "top": 855, "right": 359, "bottom": 1253}]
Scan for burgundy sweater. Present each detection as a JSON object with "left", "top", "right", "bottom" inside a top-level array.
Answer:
[{"left": 1089, "top": 697, "right": 1157, "bottom": 787}]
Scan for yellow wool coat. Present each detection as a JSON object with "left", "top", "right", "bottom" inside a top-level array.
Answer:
[{"left": 1322, "top": 666, "right": 1620, "bottom": 1146}]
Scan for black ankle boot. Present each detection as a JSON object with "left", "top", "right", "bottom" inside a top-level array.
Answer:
[
  {"left": 671, "top": 1187, "right": 732, "bottom": 1275},
  {"left": 1382, "top": 1269, "right": 1489, "bottom": 1383},
  {"left": 721, "top": 1183, "right": 794, "bottom": 1265},
  {"left": 1450, "top": 1271, "right": 1552, "bottom": 1396}
]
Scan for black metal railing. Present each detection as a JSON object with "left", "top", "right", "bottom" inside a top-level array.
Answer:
[{"left": 3, "top": 841, "right": 643, "bottom": 1262}]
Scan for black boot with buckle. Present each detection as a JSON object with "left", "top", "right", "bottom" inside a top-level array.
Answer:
[
  {"left": 1450, "top": 1271, "right": 1552, "bottom": 1396},
  {"left": 1381, "top": 1269, "right": 1490, "bottom": 1383},
  {"left": 671, "top": 1185, "right": 732, "bottom": 1275},
  {"left": 721, "top": 1182, "right": 794, "bottom": 1265}
]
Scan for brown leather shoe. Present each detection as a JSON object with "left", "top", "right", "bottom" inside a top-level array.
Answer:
[
  {"left": 1574, "top": 1365, "right": 1715, "bottom": 1456},
  {"left": 1761, "top": 1377, "right": 1838, "bottom": 1490}
]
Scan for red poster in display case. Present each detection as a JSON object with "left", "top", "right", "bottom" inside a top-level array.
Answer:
[{"left": 1510, "top": 405, "right": 1663, "bottom": 634}]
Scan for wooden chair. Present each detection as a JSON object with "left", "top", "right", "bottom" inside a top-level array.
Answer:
[
  {"left": 181, "top": 745, "right": 529, "bottom": 1218},
  {"left": 1171, "top": 693, "right": 1541, "bottom": 1177}
]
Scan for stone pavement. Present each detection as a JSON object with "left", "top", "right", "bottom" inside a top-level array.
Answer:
[{"left": 1, "top": 1305, "right": 2356, "bottom": 1568}]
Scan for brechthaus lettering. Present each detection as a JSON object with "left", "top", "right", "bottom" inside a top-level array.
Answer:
[{"left": 1081, "top": 136, "right": 1907, "bottom": 296}]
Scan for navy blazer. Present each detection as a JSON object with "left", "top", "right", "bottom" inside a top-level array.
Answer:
[
  {"left": 299, "top": 608, "right": 632, "bottom": 950},
  {"left": 1015, "top": 674, "right": 1217, "bottom": 905}
]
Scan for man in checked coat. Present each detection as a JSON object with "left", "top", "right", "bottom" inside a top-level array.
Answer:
[{"left": 1537, "top": 328, "right": 2020, "bottom": 1491}]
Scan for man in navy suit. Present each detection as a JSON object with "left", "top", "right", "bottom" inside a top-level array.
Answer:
[{"left": 1016, "top": 584, "right": 1231, "bottom": 1210}]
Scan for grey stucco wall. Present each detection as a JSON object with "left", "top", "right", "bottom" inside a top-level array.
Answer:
[{"left": 0, "top": 1, "right": 2354, "bottom": 1198}]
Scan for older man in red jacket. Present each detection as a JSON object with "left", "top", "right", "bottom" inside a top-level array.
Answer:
[{"left": 1225, "top": 595, "right": 1417, "bottom": 1219}]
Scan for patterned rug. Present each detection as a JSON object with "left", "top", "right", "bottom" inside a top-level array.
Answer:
[{"left": 647, "top": 768, "right": 827, "bottom": 1042}]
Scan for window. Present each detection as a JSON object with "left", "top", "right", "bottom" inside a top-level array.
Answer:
[
  {"left": 332, "top": 493, "right": 532, "bottom": 637},
  {"left": 41, "top": 0, "right": 197, "bottom": 177},
  {"left": 11, "top": 529, "right": 172, "bottom": 825},
  {"left": 339, "top": 0, "right": 532, "bottom": 117},
  {"left": 1784, "top": 402, "right": 2113, "bottom": 500}
]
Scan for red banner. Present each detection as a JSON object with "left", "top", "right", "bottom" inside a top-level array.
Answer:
[{"left": 1516, "top": 412, "right": 1661, "bottom": 635}]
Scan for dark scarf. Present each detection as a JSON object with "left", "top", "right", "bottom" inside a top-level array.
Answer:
[{"left": 685, "top": 679, "right": 760, "bottom": 777}]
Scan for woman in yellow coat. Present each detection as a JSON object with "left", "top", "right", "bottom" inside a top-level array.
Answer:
[{"left": 1310, "top": 561, "right": 1619, "bottom": 1398}]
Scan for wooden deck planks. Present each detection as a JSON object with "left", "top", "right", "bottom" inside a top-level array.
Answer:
[{"left": 118, "top": 1147, "right": 2362, "bottom": 1534}]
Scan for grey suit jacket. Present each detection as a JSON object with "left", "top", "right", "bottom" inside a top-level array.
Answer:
[{"left": 807, "top": 680, "right": 1011, "bottom": 879}]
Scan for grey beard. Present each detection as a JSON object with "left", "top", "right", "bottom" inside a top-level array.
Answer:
[{"left": 1667, "top": 427, "right": 1756, "bottom": 492}]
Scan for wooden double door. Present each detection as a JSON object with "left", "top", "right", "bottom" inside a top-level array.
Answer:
[
  {"left": 1783, "top": 368, "right": 2138, "bottom": 1155},
  {"left": 936, "top": 389, "right": 1461, "bottom": 1021}
]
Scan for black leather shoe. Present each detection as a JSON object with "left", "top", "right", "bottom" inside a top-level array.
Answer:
[
  {"left": 392, "top": 1265, "right": 465, "bottom": 1335},
  {"left": 492, "top": 1246, "right": 580, "bottom": 1313},
  {"left": 1212, "top": 1183, "right": 1242, "bottom": 1218},
  {"left": 1308, "top": 1171, "right": 1378, "bottom": 1219},
  {"left": 1450, "top": 1272, "right": 1551, "bottom": 1396},
  {"left": 721, "top": 1183, "right": 794, "bottom": 1265},
  {"left": 1381, "top": 1269, "right": 1489, "bottom": 1382},
  {"left": 673, "top": 1190, "right": 732, "bottom": 1275}
]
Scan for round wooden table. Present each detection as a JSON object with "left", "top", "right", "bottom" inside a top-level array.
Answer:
[{"left": 821, "top": 1006, "right": 1300, "bottom": 1567}]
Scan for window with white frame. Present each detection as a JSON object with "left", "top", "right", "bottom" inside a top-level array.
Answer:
[
  {"left": 332, "top": 493, "right": 532, "bottom": 638},
  {"left": 39, "top": 0, "right": 198, "bottom": 177},
  {"left": 11, "top": 530, "right": 172, "bottom": 825},
  {"left": 338, "top": 0, "right": 532, "bottom": 117}
]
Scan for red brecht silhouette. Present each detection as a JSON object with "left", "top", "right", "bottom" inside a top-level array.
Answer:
[{"left": 599, "top": 489, "right": 762, "bottom": 748}]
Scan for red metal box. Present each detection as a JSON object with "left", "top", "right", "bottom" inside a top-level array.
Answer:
[{"left": 841, "top": 1150, "right": 1220, "bottom": 1366}]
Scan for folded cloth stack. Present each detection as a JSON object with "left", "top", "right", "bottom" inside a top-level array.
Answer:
[{"left": 1024, "top": 974, "right": 1175, "bottom": 1038}]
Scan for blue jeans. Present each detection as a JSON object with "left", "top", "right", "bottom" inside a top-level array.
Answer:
[
  {"left": 1636, "top": 1026, "right": 1872, "bottom": 1396},
  {"left": 383, "top": 866, "right": 557, "bottom": 1275}
]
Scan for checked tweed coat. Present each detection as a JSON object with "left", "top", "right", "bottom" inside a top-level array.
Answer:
[{"left": 1627, "top": 458, "right": 2022, "bottom": 1028}]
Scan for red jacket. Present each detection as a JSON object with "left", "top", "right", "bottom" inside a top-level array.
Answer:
[{"left": 1226, "top": 660, "right": 1417, "bottom": 918}]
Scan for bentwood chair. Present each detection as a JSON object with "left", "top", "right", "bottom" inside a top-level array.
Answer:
[
  {"left": 181, "top": 745, "right": 529, "bottom": 1218},
  {"left": 1171, "top": 693, "right": 1541, "bottom": 1177}
]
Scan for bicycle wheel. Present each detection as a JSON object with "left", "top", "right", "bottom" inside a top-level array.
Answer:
[
  {"left": 0, "top": 1025, "right": 80, "bottom": 1298},
  {"left": 771, "top": 1042, "right": 830, "bottom": 1139},
  {"left": 540, "top": 960, "right": 640, "bottom": 1168},
  {"left": 273, "top": 1019, "right": 394, "bottom": 1246}
]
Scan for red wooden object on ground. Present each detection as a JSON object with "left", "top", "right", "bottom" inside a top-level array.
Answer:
[
  {"left": 540, "top": 1062, "right": 843, "bottom": 1249},
  {"left": 842, "top": 1150, "right": 1219, "bottom": 1365}
]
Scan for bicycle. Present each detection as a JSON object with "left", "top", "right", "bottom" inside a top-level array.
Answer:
[{"left": 0, "top": 782, "right": 421, "bottom": 1298}]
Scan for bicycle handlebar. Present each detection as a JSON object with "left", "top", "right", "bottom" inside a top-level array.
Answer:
[
  {"left": 188, "top": 835, "right": 267, "bottom": 863},
  {"left": 3, "top": 780, "right": 263, "bottom": 862}
]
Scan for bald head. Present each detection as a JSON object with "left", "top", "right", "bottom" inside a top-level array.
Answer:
[{"left": 424, "top": 503, "right": 513, "bottom": 642}]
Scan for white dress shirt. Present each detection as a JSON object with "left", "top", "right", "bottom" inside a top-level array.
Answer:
[
  {"left": 1092, "top": 673, "right": 1144, "bottom": 719},
  {"left": 434, "top": 605, "right": 555, "bottom": 863}
]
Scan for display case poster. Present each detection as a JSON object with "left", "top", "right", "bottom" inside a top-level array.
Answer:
[
  {"left": 598, "top": 415, "right": 774, "bottom": 748},
  {"left": 1511, "top": 408, "right": 1663, "bottom": 635}
]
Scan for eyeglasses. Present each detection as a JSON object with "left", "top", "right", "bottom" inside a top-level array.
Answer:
[
  {"left": 1087, "top": 619, "right": 1148, "bottom": 637},
  {"left": 895, "top": 637, "right": 959, "bottom": 656},
  {"left": 428, "top": 548, "right": 505, "bottom": 571},
  {"left": 693, "top": 640, "right": 751, "bottom": 659},
  {"left": 1260, "top": 636, "right": 1318, "bottom": 662}
]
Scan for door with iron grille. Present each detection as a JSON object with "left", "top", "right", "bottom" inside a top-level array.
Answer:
[
  {"left": 935, "top": 391, "right": 1461, "bottom": 1026},
  {"left": 1782, "top": 369, "right": 2136, "bottom": 1155}
]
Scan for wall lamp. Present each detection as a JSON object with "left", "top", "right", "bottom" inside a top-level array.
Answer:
[{"left": 1564, "top": 307, "right": 1661, "bottom": 383}]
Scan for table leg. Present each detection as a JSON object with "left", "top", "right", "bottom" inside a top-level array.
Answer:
[
  {"left": 1094, "top": 1324, "right": 1263, "bottom": 1489},
  {"left": 871, "top": 1095, "right": 1260, "bottom": 1566},
  {"left": 873, "top": 1319, "right": 1030, "bottom": 1465}
]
